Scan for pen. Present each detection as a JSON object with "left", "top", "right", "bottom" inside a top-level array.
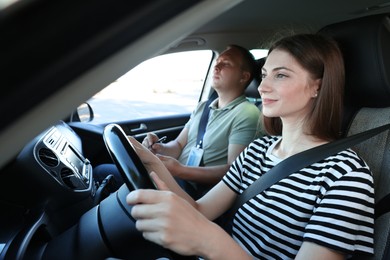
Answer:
[
  {"left": 156, "top": 136, "right": 167, "bottom": 144},
  {"left": 149, "top": 136, "right": 167, "bottom": 149}
]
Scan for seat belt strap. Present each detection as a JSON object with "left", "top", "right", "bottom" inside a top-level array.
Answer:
[
  {"left": 196, "top": 91, "right": 218, "bottom": 149},
  {"left": 230, "top": 123, "right": 390, "bottom": 218},
  {"left": 375, "top": 193, "right": 390, "bottom": 219}
]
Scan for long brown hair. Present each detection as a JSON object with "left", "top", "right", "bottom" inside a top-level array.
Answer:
[{"left": 263, "top": 34, "right": 345, "bottom": 141}]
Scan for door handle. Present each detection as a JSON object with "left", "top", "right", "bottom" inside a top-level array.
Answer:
[{"left": 130, "top": 123, "right": 147, "bottom": 133}]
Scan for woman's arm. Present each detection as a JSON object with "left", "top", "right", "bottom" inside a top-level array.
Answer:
[
  {"left": 157, "top": 143, "right": 245, "bottom": 185},
  {"left": 128, "top": 136, "right": 236, "bottom": 217},
  {"left": 128, "top": 136, "right": 193, "bottom": 202},
  {"left": 295, "top": 242, "right": 346, "bottom": 260},
  {"left": 126, "top": 172, "right": 249, "bottom": 259}
]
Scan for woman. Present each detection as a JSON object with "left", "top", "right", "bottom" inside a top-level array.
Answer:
[{"left": 126, "top": 34, "right": 374, "bottom": 259}]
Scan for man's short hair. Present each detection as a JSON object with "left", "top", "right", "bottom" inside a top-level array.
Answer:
[{"left": 227, "top": 44, "right": 257, "bottom": 88}]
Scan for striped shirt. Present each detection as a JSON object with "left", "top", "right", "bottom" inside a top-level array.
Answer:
[{"left": 222, "top": 135, "right": 375, "bottom": 259}]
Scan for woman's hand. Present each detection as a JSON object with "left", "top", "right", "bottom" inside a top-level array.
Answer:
[
  {"left": 128, "top": 136, "right": 161, "bottom": 169},
  {"left": 128, "top": 137, "right": 196, "bottom": 201},
  {"left": 157, "top": 154, "right": 184, "bottom": 177},
  {"left": 126, "top": 172, "right": 212, "bottom": 256},
  {"left": 127, "top": 173, "right": 252, "bottom": 259}
]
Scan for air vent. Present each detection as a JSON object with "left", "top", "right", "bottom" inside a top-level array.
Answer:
[
  {"left": 60, "top": 167, "right": 73, "bottom": 178},
  {"left": 38, "top": 148, "right": 59, "bottom": 167},
  {"left": 60, "top": 167, "right": 77, "bottom": 189}
]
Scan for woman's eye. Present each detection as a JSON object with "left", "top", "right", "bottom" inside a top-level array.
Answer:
[
  {"left": 261, "top": 73, "right": 266, "bottom": 79},
  {"left": 275, "top": 73, "right": 287, "bottom": 79}
]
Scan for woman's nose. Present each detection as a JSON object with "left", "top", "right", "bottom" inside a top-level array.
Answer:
[{"left": 258, "top": 80, "right": 267, "bottom": 95}]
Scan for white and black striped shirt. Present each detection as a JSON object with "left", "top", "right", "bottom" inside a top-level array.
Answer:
[{"left": 223, "top": 135, "right": 374, "bottom": 259}]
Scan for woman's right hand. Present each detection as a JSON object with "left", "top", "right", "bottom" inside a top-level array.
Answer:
[
  {"left": 128, "top": 136, "right": 161, "bottom": 169},
  {"left": 129, "top": 136, "right": 192, "bottom": 199}
]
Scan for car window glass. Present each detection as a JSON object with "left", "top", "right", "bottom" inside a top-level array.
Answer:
[
  {"left": 250, "top": 49, "right": 268, "bottom": 59},
  {"left": 86, "top": 50, "right": 213, "bottom": 124}
]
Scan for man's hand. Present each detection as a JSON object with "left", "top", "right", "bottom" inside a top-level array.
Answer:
[{"left": 141, "top": 132, "right": 165, "bottom": 154}]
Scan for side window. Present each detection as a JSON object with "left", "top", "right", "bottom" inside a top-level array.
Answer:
[
  {"left": 86, "top": 50, "right": 213, "bottom": 124},
  {"left": 247, "top": 49, "right": 268, "bottom": 106},
  {"left": 250, "top": 49, "right": 268, "bottom": 59}
]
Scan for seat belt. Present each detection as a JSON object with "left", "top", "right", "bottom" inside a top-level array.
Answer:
[
  {"left": 180, "top": 91, "right": 218, "bottom": 199},
  {"left": 224, "top": 123, "right": 390, "bottom": 233},
  {"left": 196, "top": 91, "right": 218, "bottom": 149},
  {"left": 375, "top": 193, "right": 390, "bottom": 219}
]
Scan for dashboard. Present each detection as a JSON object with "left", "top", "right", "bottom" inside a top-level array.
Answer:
[
  {"left": 34, "top": 122, "right": 92, "bottom": 191},
  {"left": 0, "top": 121, "right": 97, "bottom": 259}
]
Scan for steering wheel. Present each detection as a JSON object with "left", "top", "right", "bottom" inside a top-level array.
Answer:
[
  {"left": 103, "top": 123, "right": 156, "bottom": 191},
  {"left": 102, "top": 124, "right": 197, "bottom": 260}
]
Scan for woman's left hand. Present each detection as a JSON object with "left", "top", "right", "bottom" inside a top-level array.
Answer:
[{"left": 157, "top": 154, "right": 183, "bottom": 177}]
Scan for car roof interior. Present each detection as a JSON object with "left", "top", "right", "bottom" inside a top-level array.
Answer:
[{"left": 170, "top": 0, "right": 390, "bottom": 53}]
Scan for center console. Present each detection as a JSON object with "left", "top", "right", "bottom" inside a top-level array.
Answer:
[{"left": 35, "top": 124, "right": 92, "bottom": 191}]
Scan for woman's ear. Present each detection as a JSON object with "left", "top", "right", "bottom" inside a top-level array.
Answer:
[
  {"left": 314, "top": 78, "right": 322, "bottom": 87},
  {"left": 312, "top": 78, "right": 322, "bottom": 97}
]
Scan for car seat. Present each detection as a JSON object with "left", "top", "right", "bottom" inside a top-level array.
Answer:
[
  {"left": 245, "top": 57, "right": 265, "bottom": 108},
  {"left": 320, "top": 13, "right": 390, "bottom": 260}
]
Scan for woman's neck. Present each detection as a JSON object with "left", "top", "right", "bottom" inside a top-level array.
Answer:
[{"left": 272, "top": 122, "right": 327, "bottom": 159}]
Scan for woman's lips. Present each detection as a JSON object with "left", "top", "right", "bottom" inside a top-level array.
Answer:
[{"left": 261, "top": 98, "right": 276, "bottom": 105}]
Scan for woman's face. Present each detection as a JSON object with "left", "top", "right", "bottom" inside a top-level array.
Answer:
[{"left": 259, "top": 49, "right": 320, "bottom": 122}]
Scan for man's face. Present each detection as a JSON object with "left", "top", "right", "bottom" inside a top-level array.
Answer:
[{"left": 212, "top": 48, "right": 245, "bottom": 90}]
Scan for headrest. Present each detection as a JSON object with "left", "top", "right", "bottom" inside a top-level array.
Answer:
[
  {"left": 319, "top": 13, "right": 390, "bottom": 109},
  {"left": 245, "top": 57, "right": 266, "bottom": 99}
]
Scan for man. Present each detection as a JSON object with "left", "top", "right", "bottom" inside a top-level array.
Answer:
[{"left": 143, "top": 44, "right": 263, "bottom": 198}]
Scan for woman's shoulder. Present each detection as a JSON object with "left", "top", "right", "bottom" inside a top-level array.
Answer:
[
  {"left": 312, "top": 148, "right": 373, "bottom": 180},
  {"left": 335, "top": 148, "right": 372, "bottom": 169}
]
